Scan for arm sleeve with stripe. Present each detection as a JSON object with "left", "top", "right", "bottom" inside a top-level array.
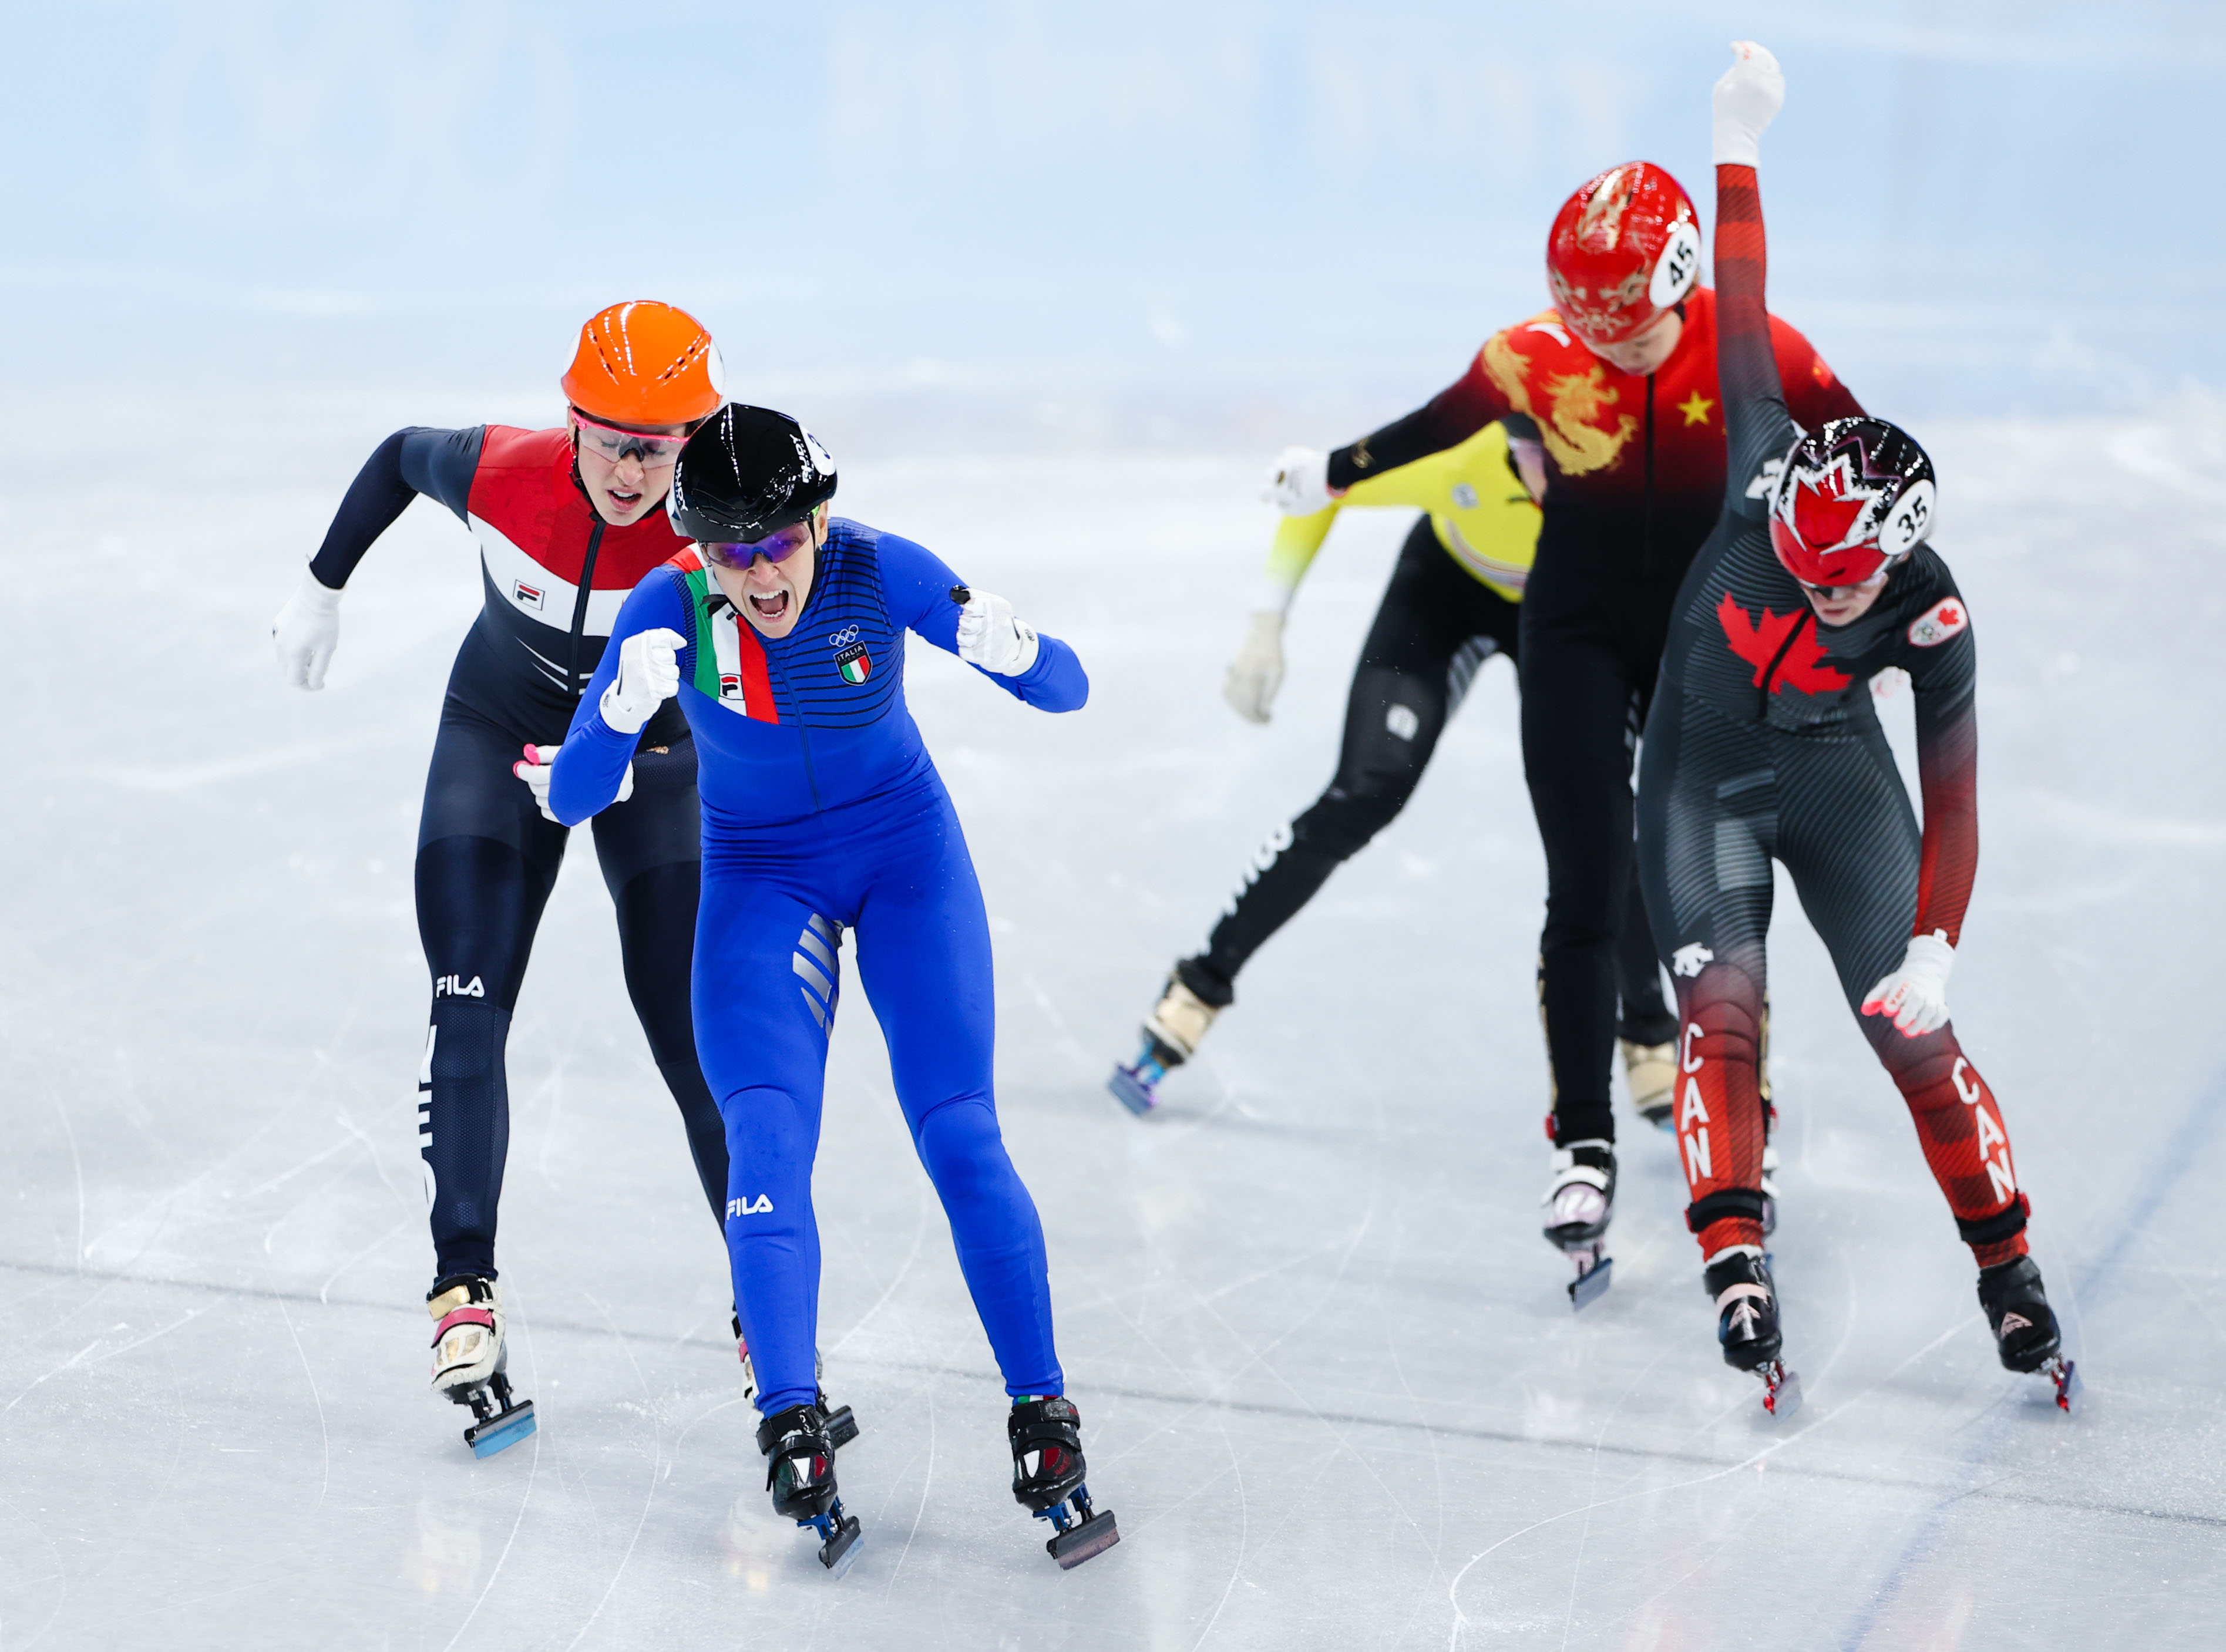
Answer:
[
  {"left": 1714, "top": 164, "right": 1801, "bottom": 524},
  {"left": 307, "top": 425, "right": 486, "bottom": 588}
]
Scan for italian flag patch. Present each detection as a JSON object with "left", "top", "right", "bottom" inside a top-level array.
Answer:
[{"left": 836, "top": 642, "right": 873, "bottom": 684}]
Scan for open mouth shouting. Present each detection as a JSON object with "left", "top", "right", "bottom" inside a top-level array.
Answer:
[{"left": 747, "top": 588, "right": 791, "bottom": 624}]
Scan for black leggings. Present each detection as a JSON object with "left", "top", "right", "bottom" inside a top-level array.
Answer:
[
  {"left": 1187, "top": 518, "right": 1669, "bottom": 1054},
  {"left": 414, "top": 701, "right": 725, "bottom": 1282},
  {"left": 1518, "top": 536, "right": 1693, "bottom": 1144}
]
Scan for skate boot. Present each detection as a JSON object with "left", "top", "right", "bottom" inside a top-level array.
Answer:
[
  {"left": 1621, "top": 1038, "right": 1676, "bottom": 1130},
  {"left": 1704, "top": 1247, "right": 1800, "bottom": 1417},
  {"left": 428, "top": 1274, "right": 536, "bottom": 1458},
  {"left": 1010, "top": 1396, "right": 1119, "bottom": 1569},
  {"left": 1542, "top": 1140, "right": 1616, "bottom": 1310},
  {"left": 757, "top": 1402, "right": 862, "bottom": 1574},
  {"left": 1977, "top": 1256, "right": 2079, "bottom": 1411},
  {"left": 735, "top": 1314, "right": 859, "bottom": 1449},
  {"left": 1109, "top": 960, "right": 1228, "bottom": 1116}
]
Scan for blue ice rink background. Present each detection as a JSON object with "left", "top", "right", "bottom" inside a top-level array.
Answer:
[
  {"left": 2, "top": 4, "right": 2224, "bottom": 1649},
  {"left": 4, "top": 0, "right": 2222, "bottom": 421}
]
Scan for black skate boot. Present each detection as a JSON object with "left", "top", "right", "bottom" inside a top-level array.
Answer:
[
  {"left": 756, "top": 1403, "right": 862, "bottom": 1573},
  {"left": 734, "top": 1313, "right": 859, "bottom": 1449},
  {"left": 1542, "top": 1140, "right": 1616, "bottom": 1310},
  {"left": 1977, "top": 1256, "right": 2079, "bottom": 1411},
  {"left": 1009, "top": 1397, "right": 1118, "bottom": 1569},
  {"left": 1704, "top": 1248, "right": 1800, "bottom": 1417}
]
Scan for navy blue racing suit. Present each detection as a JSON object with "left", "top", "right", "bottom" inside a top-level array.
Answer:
[{"left": 311, "top": 424, "right": 725, "bottom": 1284}]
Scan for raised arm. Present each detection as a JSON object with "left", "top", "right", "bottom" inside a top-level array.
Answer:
[
  {"left": 1711, "top": 43, "right": 1798, "bottom": 522},
  {"left": 879, "top": 533, "right": 1088, "bottom": 712}
]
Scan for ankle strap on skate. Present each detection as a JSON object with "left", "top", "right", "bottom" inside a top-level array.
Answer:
[
  {"left": 1008, "top": 1395, "right": 1081, "bottom": 1448},
  {"left": 1955, "top": 1193, "right": 2029, "bottom": 1248},
  {"left": 1686, "top": 1188, "right": 1768, "bottom": 1234},
  {"left": 431, "top": 1306, "right": 496, "bottom": 1345}
]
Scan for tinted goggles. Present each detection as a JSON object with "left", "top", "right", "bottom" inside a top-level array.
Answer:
[
  {"left": 701, "top": 519, "right": 816, "bottom": 568},
  {"left": 571, "top": 410, "right": 691, "bottom": 468}
]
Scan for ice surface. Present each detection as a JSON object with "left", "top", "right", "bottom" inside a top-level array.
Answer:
[{"left": 0, "top": 393, "right": 2222, "bottom": 1649}]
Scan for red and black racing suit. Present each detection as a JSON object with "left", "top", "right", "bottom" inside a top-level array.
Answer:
[
  {"left": 311, "top": 425, "right": 724, "bottom": 1284},
  {"left": 1329, "top": 290, "right": 1861, "bottom": 1142},
  {"left": 1633, "top": 161, "right": 2031, "bottom": 1269}
]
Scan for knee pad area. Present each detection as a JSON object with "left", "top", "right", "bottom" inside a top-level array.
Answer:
[
  {"left": 913, "top": 1097, "right": 1015, "bottom": 1202},
  {"left": 1293, "top": 788, "right": 1405, "bottom": 863},
  {"left": 428, "top": 999, "right": 511, "bottom": 1085}
]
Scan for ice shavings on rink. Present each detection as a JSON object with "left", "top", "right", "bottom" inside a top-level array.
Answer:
[{"left": 0, "top": 395, "right": 2221, "bottom": 1648}]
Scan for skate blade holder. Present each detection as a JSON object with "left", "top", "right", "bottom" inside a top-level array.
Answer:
[
  {"left": 824, "top": 1403, "right": 860, "bottom": 1451},
  {"left": 459, "top": 1372, "right": 537, "bottom": 1458},
  {"left": 1757, "top": 1360, "right": 1803, "bottom": 1420},
  {"left": 2044, "top": 1357, "right": 2081, "bottom": 1414},
  {"left": 1038, "top": 1485, "right": 1120, "bottom": 1569},
  {"left": 803, "top": 1502, "right": 863, "bottom": 1576},
  {"left": 1107, "top": 1065, "right": 1159, "bottom": 1117},
  {"left": 1566, "top": 1248, "right": 1613, "bottom": 1312}
]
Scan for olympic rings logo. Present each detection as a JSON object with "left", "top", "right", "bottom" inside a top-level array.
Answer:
[{"left": 827, "top": 626, "right": 860, "bottom": 649}]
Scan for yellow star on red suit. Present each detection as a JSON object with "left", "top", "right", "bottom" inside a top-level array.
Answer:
[{"left": 1677, "top": 391, "right": 1715, "bottom": 427}]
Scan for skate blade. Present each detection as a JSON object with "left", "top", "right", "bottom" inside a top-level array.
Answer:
[
  {"left": 825, "top": 1404, "right": 860, "bottom": 1451},
  {"left": 1107, "top": 1065, "right": 1159, "bottom": 1117},
  {"left": 1758, "top": 1362, "right": 1802, "bottom": 1419},
  {"left": 2047, "top": 1357, "right": 2081, "bottom": 1413},
  {"left": 817, "top": 1514, "right": 863, "bottom": 1576},
  {"left": 1048, "top": 1508, "right": 1120, "bottom": 1569},
  {"left": 465, "top": 1398, "right": 537, "bottom": 1458},
  {"left": 1568, "top": 1255, "right": 1613, "bottom": 1311}
]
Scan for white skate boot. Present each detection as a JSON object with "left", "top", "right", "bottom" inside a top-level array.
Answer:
[
  {"left": 1542, "top": 1140, "right": 1617, "bottom": 1310},
  {"left": 428, "top": 1275, "right": 536, "bottom": 1458}
]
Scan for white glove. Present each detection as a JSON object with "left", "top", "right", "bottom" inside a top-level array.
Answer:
[
  {"left": 599, "top": 627, "right": 684, "bottom": 735},
  {"left": 956, "top": 590, "right": 1041, "bottom": 675},
  {"left": 1862, "top": 930, "right": 1954, "bottom": 1038},
  {"left": 1262, "top": 446, "right": 1336, "bottom": 517},
  {"left": 273, "top": 567, "right": 344, "bottom": 691},
  {"left": 512, "top": 743, "right": 631, "bottom": 824},
  {"left": 1222, "top": 610, "right": 1286, "bottom": 724},
  {"left": 1711, "top": 40, "right": 1784, "bottom": 166}
]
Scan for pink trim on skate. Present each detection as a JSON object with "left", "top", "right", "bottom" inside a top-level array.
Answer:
[{"left": 432, "top": 1307, "right": 497, "bottom": 1344}]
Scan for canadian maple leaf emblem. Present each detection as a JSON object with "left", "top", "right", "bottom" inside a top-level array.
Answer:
[{"left": 1716, "top": 592, "right": 1851, "bottom": 695}]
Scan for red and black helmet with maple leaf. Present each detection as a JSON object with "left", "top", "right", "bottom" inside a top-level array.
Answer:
[
  {"left": 1545, "top": 162, "right": 1703, "bottom": 349},
  {"left": 1767, "top": 418, "right": 1938, "bottom": 589}
]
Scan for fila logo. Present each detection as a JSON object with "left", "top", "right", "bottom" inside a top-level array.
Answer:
[
  {"left": 512, "top": 581, "right": 545, "bottom": 611},
  {"left": 434, "top": 974, "right": 485, "bottom": 998},
  {"left": 1672, "top": 942, "right": 1715, "bottom": 978},
  {"left": 1908, "top": 596, "right": 1969, "bottom": 648},
  {"left": 719, "top": 674, "right": 742, "bottom": 699},
  {"left": 726, "top": 1194, "right": 774, "bottom": 1217},
  {"left": 1524, "top": 319, "right": 1571, "bottom": 346}
]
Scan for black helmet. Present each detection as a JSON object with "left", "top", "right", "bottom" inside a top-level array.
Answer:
[{"left": 668, "top": 403, "right": 838, "bottom": 543}]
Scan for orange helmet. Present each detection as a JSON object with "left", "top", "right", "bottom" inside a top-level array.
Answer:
[{"left": 560, "top": 301, "right": 725, "bottom": 427}]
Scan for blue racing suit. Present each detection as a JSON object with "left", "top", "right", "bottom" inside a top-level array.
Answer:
[{"left": 549, "top": 518, "right": 1087, "bottom": 1415}]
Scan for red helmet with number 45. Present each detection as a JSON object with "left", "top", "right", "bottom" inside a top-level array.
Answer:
[
  {"left": 1545, "top": 162, "right": 1702, "bottom": 349},
  {"left": 1768, "top": 418, "right": 1938, "bottom": 589}
]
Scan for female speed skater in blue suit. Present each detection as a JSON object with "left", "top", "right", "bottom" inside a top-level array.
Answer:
[{"left": 543, "top": 404, "right": 1118, "bottom": 1573}]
